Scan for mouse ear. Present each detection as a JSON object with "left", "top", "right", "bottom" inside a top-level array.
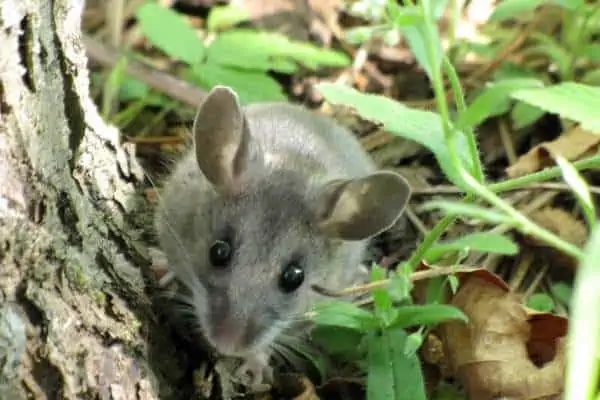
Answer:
[
  {"left": 193, "top": 86, "right": 260, "bottom": 194},
  {"left": 314, "top": 171, "right": 411, "bottom": 241}
]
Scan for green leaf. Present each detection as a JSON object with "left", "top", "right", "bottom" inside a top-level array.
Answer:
[
  {"left": 370, "top": 266, "right": 396, "bottom": 326},
  {"left": 524, "top": 41, "right": 571, "bottom": 78},
  {"left": 457, "top": 79, "right": 544, "bottom": 129},
  {"left": 581, "top": 68, "right": 600, "bottom": 86},
  {"left": 135, "top": 2, "right": 205, "bottom": 65},
  {"left": 398, "top": 16, "right": 442, "bottom": 81},
  {"left": 564, "top": 226, "right": 600, "bottom": 400},
  {"left": 419, "top": 200, "right": 514, "bottom": 225},
  {"left": 206, "top": 4, "right": 250, "bottom": 32},
  {"left": 311, "top": 301, "right": 378, "bottom": 332},
  {"left": 403, "top": 331, "right": 425, "bottom": 356},
  {"left": 511, "top": 83, "right": 600, "bottom": 133},
  {"left": 315, "top": 83, "right": 474, "bottom": 186},
  {"left": 188, "top": 63, "right": 286, "bottom": 104},
  {"left": 116, "top": 77, "right": 167, "bottom": 105},
  {"left": 527, "top": 293, "right": 555, "bottom": 312},
  {"left": 490, "top": 0, "right": 579, "bottom": 22},
  {"left": 310, "top": 325, "right": 366, "bottom": 358},
  {"left": 554, "top": 154, "right": 597, "bottom": 228},
  {"left": 511, "top": 101, "right": 546, "bottom": 130},
  {"left": 389, "top": 304, "right": 468, "bottom": 329},
  {"left": 425, "top": 232, "right": 519, "bottom": 262},
  {"left": 344, "top": 26, "right": 386, "bottom": 45},
  {"left": 388, "top": 266, "right": 413, "bottom": 303},
  {"left": 367, "top": 328, "right": 427, "bottom": 400},
  {"left": 206, "top": 29, "right": 350, "bottom": 73},
  {"left": 550, "top": 282, "right": 572, "bottom": 307}
]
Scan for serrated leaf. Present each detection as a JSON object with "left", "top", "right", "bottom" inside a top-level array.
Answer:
[
  {"left": 419, "top": 200, "right": 514, "bottom": 225},
  {"left": 311, "top": 300, "right": 378, "bottom": 332},
  {"left": 564, "top": 226, "right": 600, "bottom": 400},
  {"left": 553, "top": 154, "right": 596, "bottom": 228},
  {"left": 367, "top": 328, "right": 427, "bottom": 400},
  {"left": 527, "top": 293, "right": 555, "bottom": 312},
  {"left": 425, "top": 232, "right": 520, "bottom": 262},
  {"left": 511, "top": 83, "right": 600, "bottom": 133},
  {"left": 389, "top": 304, "right": 468, "bottom": 329},
  {"left": 316, "top": 83, "right": 474, "bottom": 186},
  {"left": 206, "top": 29, "right": 350, "bottom": 73},
  {"left": 188, "top": 63, "right": 286, "bottom": 104},
  {"left": 135, "top": 2, "right": 205, "bottom": 65},
  {"left": 458, "top": 78, "right": 544, "bottom": 129},
  {"left": 206, "top": 4, "right": 250, "bottom": 32}
]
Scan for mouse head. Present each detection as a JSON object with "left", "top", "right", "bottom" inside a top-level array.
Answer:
[{"left": 188, "top": 86, "right": 411, "bottom": 356}]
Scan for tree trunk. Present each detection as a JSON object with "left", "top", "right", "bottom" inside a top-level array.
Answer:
[{"left": 0, "top": 1, "right": 192, "bottom": 398}]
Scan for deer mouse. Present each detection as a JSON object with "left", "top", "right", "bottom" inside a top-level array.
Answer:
[{"left": 154, "top": 86, "right": 411, "bottom": 386}]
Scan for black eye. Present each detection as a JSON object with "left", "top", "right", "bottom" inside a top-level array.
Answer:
[
  {"left": 279, "top": 262, "right": 305, "bottom": 293},
  {"left": 210, "top": 240, "right": 232, "bottom": 267}
]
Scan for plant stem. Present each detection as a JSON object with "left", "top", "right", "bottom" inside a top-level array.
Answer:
[
  {"left": 442, "top": 56, "right": 485, "bottom": 183},
  {"left": 490, "top": 154, "right": 600, "bottom": 193}
]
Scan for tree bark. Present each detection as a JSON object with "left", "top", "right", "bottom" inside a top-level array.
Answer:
[{"left": 0, "top": 1, "right": 193, "bottom": 398}]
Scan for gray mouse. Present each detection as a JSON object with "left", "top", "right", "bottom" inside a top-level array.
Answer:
[{"left": 154, "top": 86, "right": 411, "bottom": 386}]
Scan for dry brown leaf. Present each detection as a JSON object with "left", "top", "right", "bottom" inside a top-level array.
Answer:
[
  {"left": 274, "top": 373, "right": 320, "bottom": 400},
  {"left": 524, "top": 207, "right": 588, "bottom": 270},
  {"left": 528, "top": 207, "right": 588, "bottom": 248},
  {"left": 506, "top": 126, "right": 600, "bottom": 178},
  {"left": 238, "top": 0, "right": 340, "bottom": 43},
  {"left": 438, "top": 274, "right": 567, "bottom": 400}
]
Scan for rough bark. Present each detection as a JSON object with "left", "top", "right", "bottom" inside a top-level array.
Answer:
[{"left": 0, "top": 1, "right": 194, "bottom": 398}]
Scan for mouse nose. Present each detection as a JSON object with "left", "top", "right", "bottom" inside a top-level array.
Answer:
[
  {"left": 210, "top": 316, "right": 246, "bottom": 355},
  {"left": 209, "top": 314, "right": 264, "bottom": 356}
]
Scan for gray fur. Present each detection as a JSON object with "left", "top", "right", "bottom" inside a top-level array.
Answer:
[{"left": 154, "top": 86, "right": 411, "bottom": 378}]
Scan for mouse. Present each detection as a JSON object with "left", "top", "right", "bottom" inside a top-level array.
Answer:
[{"left": 153, "top": 85, "right": 411, "bottom": 387}]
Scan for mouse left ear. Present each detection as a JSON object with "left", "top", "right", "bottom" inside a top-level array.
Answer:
[
  {"left": 193, "top": 86, "right": 262, "bottom": 194},
  {"left": 314, "top": 171, "right": 411, "bottom": 241}
]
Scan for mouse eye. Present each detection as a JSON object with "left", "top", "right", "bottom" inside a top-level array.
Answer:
[
  {"left": 210, "top": 240, "right": 232, "bottom": 267},
  {"left": 279, "top": 262, "right": 305, "bottom": 293}
]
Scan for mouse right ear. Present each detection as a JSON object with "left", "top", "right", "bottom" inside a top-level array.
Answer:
[
  {"left": 193, "top": 86, "right": 260, "bottom": 194},
  {"left": 314, "top": 171, "right": 412, "bottom": 241}
]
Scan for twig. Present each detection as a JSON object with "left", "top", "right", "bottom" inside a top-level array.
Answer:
[
  {"left": 311, "top": 265, "right": 478, "bottom": 297},
  {"left": 83, "top": 34, "right": 207, "bottom": 108}
]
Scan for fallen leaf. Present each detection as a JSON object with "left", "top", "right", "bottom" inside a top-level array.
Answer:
[
  {"left": 238, "top": 0, "right": 340, "bottom": 44},
  {"left": 506, "top": 125, "right": 600, "bottom": 178},
  {"left": 527, "top": 207, "right": 588, "bottom": 248},
  {"left": 438, "top": 274, "right": 567, "bottom": 399},
  {"left": 524, "top": 207, "right": 588, "bottom": 269},
  {"left": 273, "top": 373, "right": 320, "bottom": 400}
]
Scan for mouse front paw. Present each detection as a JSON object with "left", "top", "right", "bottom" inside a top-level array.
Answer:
[{"left": 235, "top": 352, "right": 273, "bottom": 387}]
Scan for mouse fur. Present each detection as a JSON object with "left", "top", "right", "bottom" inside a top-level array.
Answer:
[{"left": 154, "top": 86, "right": 411, "bottom": 386}]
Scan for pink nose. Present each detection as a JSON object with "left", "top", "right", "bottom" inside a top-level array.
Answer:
[{"left": 209, "top": 317, "right": 246, "bottom": 355}]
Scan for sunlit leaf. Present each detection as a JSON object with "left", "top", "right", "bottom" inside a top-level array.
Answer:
[
  {"left": 367, "top": 328, "right": 427, "bottom": 400},
  {"left": 136, "top": 2, "right": 205, "bottom": 65},
  {"left": 311, "top": 301, "right": 378, "bottom": 332},
  {"left": 511, "top": 83, "right": 600, "bottom": 133},
  {"left": 389, "top": 304, "right": 468, "bottom": 329},
  {"left": 316, "top": 83, "right": 474, "bottom": 186},
  {"left": 425, "top": 232, "right": 519, "bottom": 262}
]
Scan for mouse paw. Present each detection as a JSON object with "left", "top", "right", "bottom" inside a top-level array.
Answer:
[{"left": 235, "top": 352, "right": 273, "bottom": 388}]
